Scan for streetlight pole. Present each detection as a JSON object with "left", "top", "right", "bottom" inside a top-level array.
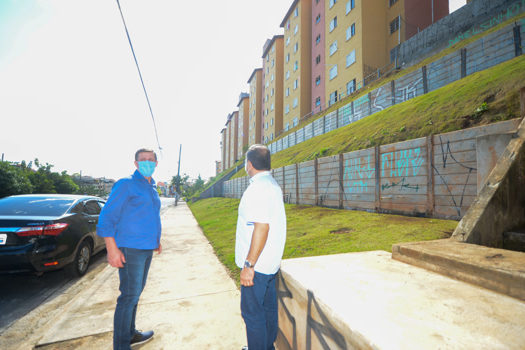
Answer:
[{"left": 175, "top": 144, "right": 182, "bottom": 205}]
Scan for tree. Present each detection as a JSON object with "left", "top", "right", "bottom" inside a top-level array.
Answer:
[
  {"left": 0, "top": 161, "right": 33, "bottom": 198},
  {"left": 171, "top": 174, "right": 189, "bottom": 195}
]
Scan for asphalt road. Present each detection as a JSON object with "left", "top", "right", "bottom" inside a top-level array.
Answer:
[{"left": 0, "top": 197, "right": 174, "bottom": 334}]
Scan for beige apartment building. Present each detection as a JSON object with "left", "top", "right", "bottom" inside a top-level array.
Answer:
[
  {"left": 248, "top": 68, "right": 263, "bottom": 145},
  {"left": 324, "top": 0, "right": 448, "bottom": 106},
  {"left": 261, "top": 35, "right": 284, "bottom": 144},
  {"left": 237, "top": 93, "right": 250, "bottom": 159},
  {"left": 228, "top": 111, "right": 238, "bottom": 168},
  {"left": 281, "top": 0, "right": 312, "bottom": 133},
  {"left": 220, "top": 128, "right": 226, "bottom": 172}
]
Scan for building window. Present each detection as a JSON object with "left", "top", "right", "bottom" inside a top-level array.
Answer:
[
  {"left": 271, "top": 133, "right": 274, "bottom": 141},
  {"left": 346, "top": 49, "right": 356, "bottom": 67},
  {"left": 316, "top": 34, "right": 321, "bottom": 44},
  {"left": 390, "top": 16, "right": 400, "bottom": 34},
  {"left": 294, "top": 61, "right": 299, "bottom": 71},
  {"left": 272, "top": 59, "right": 275, "bottom": 67},
  {"left": 293, "top": 117, "right": 299, "bottom": 126},
  {"left": 286, "top": 20, "right": 290, "bottom": 30},
  {"left": 294, "top": 24, "right": 299, "bottom": 35},
  {"left": 265, "top": 122, "right": 268, "bottom": 129},
  {"left": 271, "top": 103, "right": 274, "bottom": 111},
  {"left": 315, "top": 76, "right": 321, "bottom": 85},
  {"left": 329, "top": 0, "right": 336, "bottom": 9},
  {"left": 286, "top": 37, "right": 290, "bottom": 46},
  {"left": 285, "top": 105, "right": 290, "bottom": 114},
  {"left": 347, "top": 79, "right": 356, "bottom": 95},
  {"left": 346, "top": 0, "right": 355, "bottom": 14},
  {"left": 329, "top": 65, "right": 338, "bottom": 80},
  {"left": 266, "top": 94, "right": 269, "bottom": 102},
  {"left": 271, "top": 88, "right": 274, "bottom": 96},
  {"left": 285, "top": 123, "right": 290, "bottom": 131},
  {"left": 293, "top": 79, "right": 299, "bottom": 89},
  {"left": 389, "top": 0, "right": 398, "bottom": 6},
  {"left": 329, "top": 91, "right": 338, "bottom": 105},
  {"left": 265, "top": 80, "right": 269, "bottom": 88},
  {"left": 316, "top": 14, "right": 321, "bottom": 24},
  {"left": 329, "top": 16, "right": 337, "bottom": 32},
  {"left": 316, "top": 55, "right": 321, "bottom": 64},
  {"left": 271, "top": 74, "right": 274, "bottom": 81},
  {"left": 316, "top": 0, "right": 320, "bottom": 4},
  {"left": 294, "top": 42, "right": 299, "bottom": 53},
  {"left": 329, "top": 41, "right": 338, "bottom": 56},
  {"left": 293, "top": 97, "right": 298, "bottom": 108},
  {"left": 285, "top": 87, "right": 290, "bottom": 96},
  {"left": 315, "top": 97, "right": 321, "bottom": 106},
  {"left": 294, "top": 7, "right": 299, "bottom": 17},
  {"left": 346, "top": 23, "right": 356, "bottom": 40},
  {"left": 286, "top": 53, "right": 290, "bottom": 62},
  {"left": 271, "top": 118, "right": 274, "bottom": 126},
  {"left": 286, "top": 71, "right": 290, "bottom": 80}
]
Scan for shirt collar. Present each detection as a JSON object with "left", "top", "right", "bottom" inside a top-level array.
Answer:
[
  {"left": 133, "top": 169, "right": 156, "bottom": 186},
  {"left": 250, "top": 170, "right": 271, "bottom": 184}
]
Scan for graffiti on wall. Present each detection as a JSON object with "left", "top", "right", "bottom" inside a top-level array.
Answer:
[
  {"left": 381, "top": 148, "right": 425, "bottom": 178},
  {"left": 448, "top": 0, "right": 525, "bottom": 47},
  {"left": 343, "top": 156, "right": 375, "bottom": 194},
  {"left": 381, "top": 177, "right": 420, "bottom": 192},
  {"left": 432, "top": 136, "right": 477, "bottom": 217},
  {"left": 277, "top": 273, "right": 347, "bottom": 350}
]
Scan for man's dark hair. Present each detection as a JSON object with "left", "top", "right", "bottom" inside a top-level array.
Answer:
[
  {"left": 246, "top": 144, "right": 271, "bottom": 170},
  {"left": 135, "top": 148, "right": 157, "bottom": 161}
]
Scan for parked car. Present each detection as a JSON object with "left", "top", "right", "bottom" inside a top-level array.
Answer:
[{"left": 0, "top": 194, "right": 106, "bottom": 276}]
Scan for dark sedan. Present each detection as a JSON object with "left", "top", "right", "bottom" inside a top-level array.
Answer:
[{"left": 0, "top": 194, "right": 106, "bottom": 276}]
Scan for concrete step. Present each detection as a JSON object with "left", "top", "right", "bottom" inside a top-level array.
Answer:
[
  {"left": 503, "top": 230, "right": 525, "bottom": 252},
  {"left": 392, "top": 239, "right": 525, "bottom": 301},
  {"left": 276, "top": 251, "right": 525, "bottom": 350}
]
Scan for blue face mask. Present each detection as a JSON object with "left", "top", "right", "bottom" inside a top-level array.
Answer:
[{"left": 137, "top": 161, "right": 156, "bottom": 177}]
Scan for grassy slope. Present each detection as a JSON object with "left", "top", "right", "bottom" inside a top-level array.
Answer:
[
  {"left": 230, "top": 55, "right": 525, "bottom": 176},
  {"left": 189, "top": 198, "right": 457, "bottom": 283}
]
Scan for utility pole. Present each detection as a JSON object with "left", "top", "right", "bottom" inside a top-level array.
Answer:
[{"left": 175, "top": 144, "right": 182, "bottom": 205}]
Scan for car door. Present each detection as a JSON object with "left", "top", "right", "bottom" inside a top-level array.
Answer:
[{"left": 82, "top": 200, "right": 102, "bottom": 251}]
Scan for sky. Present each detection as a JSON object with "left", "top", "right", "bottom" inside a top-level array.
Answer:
[{"left": 0, "top": 0, "right": 466, "bottom": 184}]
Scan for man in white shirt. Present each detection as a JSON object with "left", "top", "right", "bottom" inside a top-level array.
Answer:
[{"left": 235, "top": 144, "right": 287, "bottom": 350}]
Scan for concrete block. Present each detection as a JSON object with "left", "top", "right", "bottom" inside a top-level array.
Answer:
[{"left": 277, "top": 251, "right": 525, "bottom": 350}]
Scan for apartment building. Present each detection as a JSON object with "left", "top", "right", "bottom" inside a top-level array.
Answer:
[
  {"left": 281, "top": 0, "right": 312, "bottom": 133},
  {"left": 324, "top": 0, "right": 448, "bottom": 106},
  {"left": 262, "top": 35, "right": 284, "bottom": 144},
  {"left": 224, "top": 116, "right": 232, "bottom": 169},
  {"left": 237, "top": 92, "right": 250, "bottom": 159},
  {"left": 220, "top": 128, "right": 226, "bottom": 172},
  {"left": 228, "top": 111, "right": 239, "bottom": 168},
  {"left": 248, "top": 68, "right": 263, "bottom": 145},
  {"left": 312, "top": 0, "right": 326, "bottom": 113}
]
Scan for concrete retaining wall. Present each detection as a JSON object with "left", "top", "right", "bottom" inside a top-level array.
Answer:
[{"left": 225, "top": 119, "right": 521, "bottom": 220}]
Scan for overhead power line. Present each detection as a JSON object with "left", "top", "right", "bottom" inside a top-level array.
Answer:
[{"left": 116, "top": 0, "right": 162, "bottom": 152}]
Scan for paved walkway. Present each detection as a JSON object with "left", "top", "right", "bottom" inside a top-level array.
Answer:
[{"left": 5, "top": 202, "right": 246, "bottom": 349}]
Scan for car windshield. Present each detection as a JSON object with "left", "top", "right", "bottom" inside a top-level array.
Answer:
[{"left": 0, "top": 197, "right": 76, "bottom": 216}]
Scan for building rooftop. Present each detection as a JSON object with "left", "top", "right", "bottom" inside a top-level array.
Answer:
[
  {"left": 247, "top": 68, "right": 262, "bottom": 84},
  {"left": 262, "top": 35, "right": 284, "bottom": 58}
]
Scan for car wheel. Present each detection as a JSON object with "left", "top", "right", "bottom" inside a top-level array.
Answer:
[{"left": 67, "top": 240, "right": 92, "bottom": 277}]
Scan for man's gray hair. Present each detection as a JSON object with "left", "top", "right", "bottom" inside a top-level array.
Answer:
[{"left": 135, "top": 148, "right": 157, "bottom": 161}]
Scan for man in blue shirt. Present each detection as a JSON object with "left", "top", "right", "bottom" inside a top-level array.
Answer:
[{"left": 97, "top": 148, "right": 162, "bottom": 350}]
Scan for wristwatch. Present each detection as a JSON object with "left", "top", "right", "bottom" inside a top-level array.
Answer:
[{"left": 244, "top": 260, "right": 254, "bottom": 269}]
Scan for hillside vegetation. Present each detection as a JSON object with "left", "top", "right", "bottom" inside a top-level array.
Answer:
[{"left": 230, "top": 55, "right": 525, "bottom": 179}]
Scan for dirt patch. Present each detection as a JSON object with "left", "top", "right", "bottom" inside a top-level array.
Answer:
[{"left": 330, "top": 227, "right": 354, "bottom": 234}]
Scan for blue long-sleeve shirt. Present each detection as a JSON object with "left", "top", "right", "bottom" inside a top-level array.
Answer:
[{"left": 97, "top": 170, "right": 161, "bottom": 249}]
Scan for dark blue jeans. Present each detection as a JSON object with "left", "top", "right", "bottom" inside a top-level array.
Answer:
[
  {"left": 241, "top": 271, "right": 278, "bottom": 350},
  {"left": 113, "top": 247, "right": 153, "bottom": 350}
]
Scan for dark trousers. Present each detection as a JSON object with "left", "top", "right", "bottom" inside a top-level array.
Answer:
[
  {"left": 113, "top": 247, "right": 153, "bottom": 350},
  {"left": 241, "top": 271, "right": 278, "bottom": 350}
]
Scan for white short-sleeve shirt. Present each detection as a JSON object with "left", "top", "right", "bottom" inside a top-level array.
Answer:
[{"left": 235, "top": 171, "right": 287, "bottom": 275}]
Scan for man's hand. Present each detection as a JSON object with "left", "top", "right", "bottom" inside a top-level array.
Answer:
[
  {"left": 104, "top": 237, "right": 125, "bottom": 268},
  {"left": 155, "top": 242, "right": 162, "bottom": 254},
  {"left": 240, "top": 267, "right": 255, "bottom": 287},
  {"left": 107, "top": 247, "right": 126, "bottom": 268}
]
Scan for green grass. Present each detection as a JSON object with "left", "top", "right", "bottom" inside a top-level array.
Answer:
[
  {"left": 189, "top": 197, "right": 458, "bottom": 284},
  {"left": 230, "top": 55, "right": 525, "bottom": 173}
]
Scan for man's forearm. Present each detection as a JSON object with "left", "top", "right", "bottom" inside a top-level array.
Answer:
[
  {"left": 246, "top": 223, "right": 270, "bottom": 265},
  {"left": 104, "top": 237, "right": 119, "bottom": 252}
]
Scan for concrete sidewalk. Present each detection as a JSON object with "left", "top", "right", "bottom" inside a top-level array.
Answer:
[{"left": 7, "top": 202, "right": 246, "bottom": 349}]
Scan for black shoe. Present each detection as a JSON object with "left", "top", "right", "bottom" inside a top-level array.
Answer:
[
  {"left": 241, "top": 347, "right": 248, "bottom": 350},
  {"left": 130, "top": 330, "right": 154, "bottom": 347}
]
